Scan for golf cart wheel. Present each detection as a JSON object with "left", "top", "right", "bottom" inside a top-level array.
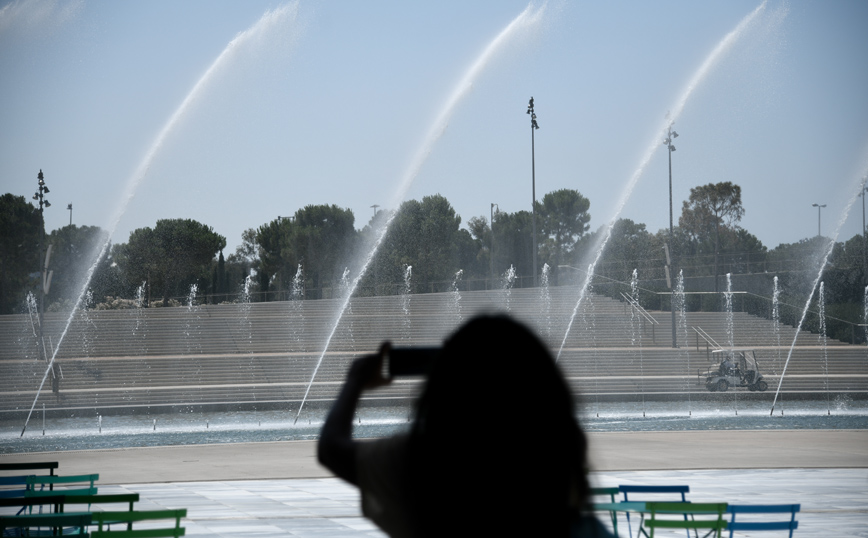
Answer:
[
  {"left": 717, "top": 379, "right": 728, "bottom": 392},
  {"left": 756, "top": 380, "right": 768, "bottom": 392},
  {"left": 706, "top": 382, "right": 716, "bottom": 392}
]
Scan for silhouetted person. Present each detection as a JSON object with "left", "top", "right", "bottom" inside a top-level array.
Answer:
[{"left": 318, "top": 315, "right": 614, "bottom": 537}]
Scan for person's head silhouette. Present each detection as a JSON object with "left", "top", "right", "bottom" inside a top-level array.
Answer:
[
  {"left": 407, "top": 315, "right": 588, "bottom": 536},
  {"left": 319, "top": 315, "right": 597, "bottom": 537}
]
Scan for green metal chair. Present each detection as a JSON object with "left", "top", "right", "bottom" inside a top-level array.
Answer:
[
  {"left": 89, "top": 509, "right": 187, "bottom": 538},
  {"left": 643, "top": 502, "right": 728, "bottom": 538},
  {"left": 591, "top": 487, "right": 622, "bottom": 537},
  {"left": 25, "top": 475, "right": 99, "bottom": 499},
  {"left": 620, "top": 484, "right": 691, "bottom": 538},
  {"left": 0, "top": 512, "right": 92, "bottom": 536}
]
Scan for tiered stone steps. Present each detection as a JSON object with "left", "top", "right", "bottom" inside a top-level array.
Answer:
[{"left": 0, "top": 286, "right": 864, "bottom": 416}]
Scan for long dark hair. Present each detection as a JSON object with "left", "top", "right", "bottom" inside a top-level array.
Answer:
[{"left": 406, "top": 315, "right": 588, "bottom": 536}]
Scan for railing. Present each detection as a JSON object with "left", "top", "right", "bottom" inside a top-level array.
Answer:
[
  {"left": 740, "top": 291, "right": 862, "bottom": 344},
  {"left": 692, "top": 326, "right": 720, "bottom": 353},
  {"left": 621, "top": 291, "right": 658, "bottom": 343}
]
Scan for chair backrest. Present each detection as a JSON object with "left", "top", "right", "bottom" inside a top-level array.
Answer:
[
  {"left": 728, "top": 504, "right": 800, "bottom": 538},
  {"left": 0, "top": 511, "right": 92, "bottom": 536},
  {"left": 0, "top": 494, "right": 67, "bottom": 516},
  {"left": 0, "top": 462, "right": 59, "bottom": 476},
  {"left": 590, "top": 487, "right": 622, "bottom": 536},
  {"left": 591, "top": 487, "right": 620, "bottom": 503},
  {"left": 645, "top": 502, "right": 728, "bottom": 538},
  {"left": 60, "top": 493, "right": 141, "bottom": 512},
  {"left": 0, "top": 475, "right": 30, "bottom": 500},
  {"left": 26, "top": 473, "right": 99, "bottom": 489},
  {"left": 620, "top": 484, "right": 690, "bottom": 503},
  {"left": 619, "top": 484, "right": 692, "bottom": 538},
  {"left": 90, "top": 509, "right": 187, "bottom": 538},
  {"left": 0, "top": 495, "right": 66, "bottom": 508}
]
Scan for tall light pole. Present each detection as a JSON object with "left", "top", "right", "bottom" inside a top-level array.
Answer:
[
  {"left": 371, "top": 204, "right": 379, "bottom": 220},
  {"left": 490, "top": 203, "right": 498, "bottom": 289},
  {"left": 32, "top": 170, "right": 57, "bottom": 390},
  {"left": 67, "top": 203, "right": 72, "bottom": 226},
  {"left": 861, "top": 176, "right": 868, "bottom": 282},
  {"left": 663, "top": 115, "right": 678, "bottom": 348},
  {"left": 527, "top": 97, "right": 539, "bottom": 287},
  {"left": 812, "top": 203, "right": 826, "bottom": 237}
]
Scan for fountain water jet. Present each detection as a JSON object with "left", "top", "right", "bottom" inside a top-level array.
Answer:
[
  {"left": 338, "top": 268, "right": 355, "bottom": 350},
  {"left": 290, "top": 265, "right": 304, "bottom": 348},
  {"left": 724, "top": 274, "right": 734, "bottom": 351},
  {"left": 579, "top": 280, "right": 600, "bottom": 417},
  {"left": 629, "top": 269, "right": 646, "bottom": 417},
  {"left": 771, "top": 276, "right": 784, "bottom": 414},
  {"left": 540, "top": 263, "right": 552, "bottom": 340},
  {"left": 556, "top": 1, "right": 774, "bottom": 361},
  {"left": 724, "top": 273, "right": 739, "bottom": 415},
  {"left": 293, "top": 4, "right": 547, "bottom": 422},
  {"left": 20, "top": 2, "right": 303, "bottom": 437},
  {"left": 402, "top": 265, "right": 412, "bottom": 341},
  {"left": 501, "top": 264, "right": 517, "bottom": 311},
  {"left": 675, "top": 270, "right": 691, "bottom": 416},
  {"left": 450, "top": 269, "right": 463, "bottom": 323},
  {"left": 184, "top": 284, "right": 202, "bottom": 355},
  {"left": 818, "top": 282, "right": 831, "bottom": 415},
  {"left": 863, "top": 285, "right": 868, "bottom": 348},
  {"left": 771, "top": 161, "right": 868, "bottom": 415}
]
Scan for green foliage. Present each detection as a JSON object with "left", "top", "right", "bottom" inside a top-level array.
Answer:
[
  {"left": 366, "top": 195, "right": 468, "bottom": 293},
  {"left": 256, "top": 205, "right": 356, "bottom": 298},
  {"left": 45, "top": 225, "right": 113, "bottom": 311},
  {"left": 678, "top": 181, "right": 750, "bottom": 294},
  {"left": 536, "top": 189, "right": 591, "bottom": 283},
  {"left": 596, "top": 218, "right": 661, "bottom": 283},
  {"left": 0, "top": 193, "right": 43, "bottom": 314},
  {"left": 492, "top": 209, "right": 534, "bottom": 283},
  {"left": 115, "top": 219, "right": 226, "bottom": 304}
]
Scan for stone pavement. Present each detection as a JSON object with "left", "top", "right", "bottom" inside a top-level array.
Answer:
[
  {"left": 2, "top": 430, "right": 867, "bottom": 537},
  {"left": 81, "top": 469, "right": 866, "bottom": 537}
]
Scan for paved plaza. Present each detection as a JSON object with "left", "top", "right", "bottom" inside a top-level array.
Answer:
[
  {"left": 80, "top": 468, "right": 865, "bottom": 537},
  {"left": 2, "top": 430, "right": 866, "bottom": 536}
]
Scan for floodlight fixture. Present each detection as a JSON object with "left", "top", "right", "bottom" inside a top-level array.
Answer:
[{"left": 812, "top": 203, "right": 826, "bottom": 237}]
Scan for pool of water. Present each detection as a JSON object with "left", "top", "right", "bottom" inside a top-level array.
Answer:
[{"left": 1, "top": 399, "right": 866, "bottom": 454}]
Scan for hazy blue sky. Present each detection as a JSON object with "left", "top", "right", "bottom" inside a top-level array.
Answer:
[{"left": 2, "top": 0, "right": 867, "bottom": 257}]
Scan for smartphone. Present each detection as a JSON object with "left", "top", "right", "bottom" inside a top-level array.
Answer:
[{"left": 387, "top": 347, "right": 440, "bottom": 377}]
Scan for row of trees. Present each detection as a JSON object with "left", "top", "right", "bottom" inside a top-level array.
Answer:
[{"left": 3, "top": 183, "right": 867, "bottom": 340}]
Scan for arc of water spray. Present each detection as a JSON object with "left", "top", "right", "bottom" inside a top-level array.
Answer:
[
  {"left": 20, "top": 2, "right": 302, "bottom": 437},
  {"left": 770, "top": 164, "right": 868, "bottom": 415},
  {"left": 556, "top": 1, "right": 769, "bottom": 361},
  {"left": 293, "top": 3, "right": 547, "bottom": 423}
]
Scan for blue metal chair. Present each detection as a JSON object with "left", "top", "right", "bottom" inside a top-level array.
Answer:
[
  {"left": 727, "top": 504, "right": 800, "bottom": 538},
  {"left": 620, "top": 485, "right": 690, "bottom": 538}
]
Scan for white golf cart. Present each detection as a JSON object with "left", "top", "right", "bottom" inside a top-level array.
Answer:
[{"left": 701, "top": 349, "right": 769, "bottom": 392}]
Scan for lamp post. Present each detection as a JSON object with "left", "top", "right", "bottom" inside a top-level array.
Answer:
[
  {"left": 527, "top": 97, "right": 539, "bottom": 287},
  {"left": 861, "top": 176, "right": 868, "bottom": 282},
  {"left": 32, "top": 170, "right": 57, "bottom": 390},
  {"left": 812, "top": 203, "right": 826, "bottom": 237},
  {"left": 490, "top": 203, "right": 498, "bottom": 289},
  {"left": 663, "top": 115, "right": 678, "bottom": 348},
  {"left": 67, "top": 203, "right": 72, "bottom": 226},
  {"left": 371, "top": 204, "right": 379, "bottom": 220}
]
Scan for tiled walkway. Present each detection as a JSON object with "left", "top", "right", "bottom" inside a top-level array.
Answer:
[{"left": 88, "top": 468, "right": 866, "bottom": 537}]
